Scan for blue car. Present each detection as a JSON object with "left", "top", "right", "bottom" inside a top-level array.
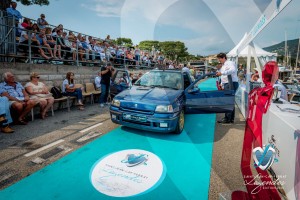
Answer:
[{"left": 110, "top": 69, "right": 235, "bottom": 134}]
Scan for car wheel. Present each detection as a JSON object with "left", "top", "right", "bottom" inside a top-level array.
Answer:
[{"left": 174, "top": 110, "right": 184, "bottom": 134}]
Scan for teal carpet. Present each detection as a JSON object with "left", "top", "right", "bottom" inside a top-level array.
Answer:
[{"left": 0, "top": 79, "right": 217, "bottom": 200}]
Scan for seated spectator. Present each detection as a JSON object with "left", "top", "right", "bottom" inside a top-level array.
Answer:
[
  {"left": 104, "top": 35, "right": 111, "bottom": 45},
  {"left": 19, "top": 27, "right": 50, "bottom": 60},
  {"left": 125, "top": 50, "right": 135, "bottom": 65},
  {"left": 20, "top": 18, "right": 30, "bottom": 29},
  {"left": 62, "top": 72, "right": 84, "bottom": 110},
  {"left": 25, "top": 72, "right": 54, "bottom": 119},
  {"left": 31, "top": 23, "right": 40, "bottom": 38},
  {"left": 134, "top": 46, "right": 141, "bottom": 65},
  {"left": 116, "top": 47, "right": 125, "bottom": 64},
  {"left": 52, "top": 24, "right": 63, "bottom": 40},
  {"left": 56, "top": 29, "right": 72, "bottom": 59},
  {"left": 62, "top": 31, "right": 76, "bottom": 61},
  {"left": 37, "top": 14, "right": 48, "bottom": 30},
  {"left": 94, "top": 71, "right": 101, "bottom": 90},
  {"left": 142, "top": 55, "right": 151, "bottom": 66},
  {"left": 76, "top": 33, "right": 85, "bottom": 61},
  {"left": 93, "top": 41, "right": 106, "bottom": 61},
  {"left": 0, "top": 96, "right": 14, "bottom": 133},
  {"left": 45, "top": 27, "right": 61, "bottom": 59},
  {"left": 36, "top": 28, "right": 55, "bottom": 58},
  {"left": 0, "top": 72, "right": 38, "bottom": 125},
  {"left": 81, "top": 36, "right": 95, "bottom": 60},
  {"left": 68, "top": 31, "right": 76, "bottom": 41},
  {"left": 157, "top": 53, "right": 164, "bottom": 65},
  {"left": 118, "top": 72, "right": 130, "bottom": 86},
  {"left": 168, "top": 62, "right": 175, "bottom": 69}
]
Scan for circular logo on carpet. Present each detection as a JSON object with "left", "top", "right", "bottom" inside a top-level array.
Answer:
[{"left": 90, "top": 149, "right": 166, "bottom": 197}]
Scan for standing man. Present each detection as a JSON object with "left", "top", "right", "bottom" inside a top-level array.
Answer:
[
  {"left": 100, "top": 62, "right": 113, "bottom": 108},
  {"left": 216, "top": 53, "right": 239, "bottom": 124},
  {"left": 6, "top": 1, "right": 22, "bottom": 22},
  {"left": 182, "top": 64, "right": 190, "bottom": 74}
]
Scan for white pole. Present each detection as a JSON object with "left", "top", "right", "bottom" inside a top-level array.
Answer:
[
  {"left": 285, "top": 31, "right": 288, "bottom": 67},
  {"left": 296, "top": 37, "right": 300, "bottom": 73}
]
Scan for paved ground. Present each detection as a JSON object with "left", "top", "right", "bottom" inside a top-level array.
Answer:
[
  {"left": 0, "top": 104, "right": 247, "bottom": 199},
  {"left": 209, "top": 109, "right": 247, "bottom": 200},
  {"left": 0, "top": 104, "right": 118, "bottom": 190}
]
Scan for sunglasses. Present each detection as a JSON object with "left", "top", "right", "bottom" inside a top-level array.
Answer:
[{"left": 34, "top": 76, "right": 40, "bottom": 78}]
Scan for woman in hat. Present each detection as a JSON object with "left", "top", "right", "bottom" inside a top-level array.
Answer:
[{"left": 25, "top": 72, "right": 54, "bottom": 119}]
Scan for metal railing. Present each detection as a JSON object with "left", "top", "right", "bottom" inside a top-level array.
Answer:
[
  {"left": 0, "top": 10, "right": 160, "bottom": 68},
  {"left": 0, "top": 11, "right": 16, "bottom": 62}
]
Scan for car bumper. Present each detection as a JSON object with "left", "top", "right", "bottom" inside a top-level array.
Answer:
[{"left": 110, "top": 106, "right": 180, "bottom": 133}]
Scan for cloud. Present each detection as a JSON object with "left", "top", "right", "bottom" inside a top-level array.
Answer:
[
  {"left": 181, "top": 35, "right": 234, "bottom": 55},
  {"left": 81, "top": 0, "right": 125, "bottom": 17}
]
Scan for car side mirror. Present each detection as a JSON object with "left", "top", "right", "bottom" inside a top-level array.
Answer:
[{"left": 188, "top": 87, "right": 200, "bottom": 94}]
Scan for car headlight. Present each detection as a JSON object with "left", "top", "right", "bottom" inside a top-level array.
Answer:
[
  {"left": 155, "top": 105, "right": 174, "bottom": 113},
  {"left": 112, "top": 99, "right": 120, "bottom": 107}
]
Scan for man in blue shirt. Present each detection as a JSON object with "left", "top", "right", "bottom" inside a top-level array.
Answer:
[
  {"left": 6, "top": 1, "right": 22, "bottom": 22},
  {"left": 0, "top": 72, "right": 38, "bottom": 125}
]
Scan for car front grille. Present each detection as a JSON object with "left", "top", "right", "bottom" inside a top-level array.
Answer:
[
  {"left": 122, "top": 119, "right": 151, "bottom": 126},
  {"left": 120, "top": 107, "right": 153, "bottom": 115}
]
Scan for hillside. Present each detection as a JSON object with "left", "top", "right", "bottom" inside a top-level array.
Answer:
[{"left": 263, "top": 38, "right": 299, "bottom": 58}]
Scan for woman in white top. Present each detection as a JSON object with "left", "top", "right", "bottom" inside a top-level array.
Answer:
[
  {"left": 62, "top": 72, "right": 84, "bottom": 110},
  {"left": 25, "top": 72, "right": 54, "bottom": 119}
]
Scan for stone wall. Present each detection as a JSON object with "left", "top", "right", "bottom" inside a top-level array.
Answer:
[
  {"left": 0, "top": 62, "right": 148, "bottom": 88},
  {"left": 0, "top": 62, "right": 149, "bottom": 113},
  {"left": 0, "top": 62, "right": 101, "bottom": 87}
]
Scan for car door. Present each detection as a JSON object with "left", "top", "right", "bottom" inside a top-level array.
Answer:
[
  {"left": 184, "top": 74, "right": 235, "bottom": 114},
  {"left": 110, "top": 69, "right": 130, "bottom": 97}
]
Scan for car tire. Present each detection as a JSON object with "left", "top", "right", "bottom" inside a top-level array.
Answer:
[{"left": 174, "top": 110, "right": 184, "bottom": 134}]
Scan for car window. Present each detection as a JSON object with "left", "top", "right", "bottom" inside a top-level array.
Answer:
[
  {"left": 114, "top": 71, "right": 125, "bottom": 84},
  {"left": 135, "top": 71, "right": 183, "bottom": 89}
]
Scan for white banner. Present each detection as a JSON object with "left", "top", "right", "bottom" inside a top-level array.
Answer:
[{"left": 236, "top": 0, "right": 293, "bottom": 55}]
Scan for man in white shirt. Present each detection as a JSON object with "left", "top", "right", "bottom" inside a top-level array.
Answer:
[
  {"left": 216, "top": 53, "right": 239, "bottom": 124},
  {"left": 182, "top": 64, "right": 190, "bottom": 74}
]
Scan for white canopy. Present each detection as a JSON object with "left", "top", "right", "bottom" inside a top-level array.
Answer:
[{"left": 227, "top": 33, "right": 277, "bottom": 59}]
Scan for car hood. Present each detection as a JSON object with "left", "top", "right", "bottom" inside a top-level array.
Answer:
[{"left": 115, "top": 86, "right": 183, "bottom": 111}]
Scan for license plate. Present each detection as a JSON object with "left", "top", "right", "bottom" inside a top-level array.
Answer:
[{"left": 123, "top": 114, "right": 146, "bottom": 122}]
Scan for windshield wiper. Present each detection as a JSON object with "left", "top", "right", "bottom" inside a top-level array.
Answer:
[
  {"left": 150, "top": 85, "right": 178, "bottom": 90},
  {"left": 134, "top": 83, "right": 149, "bottom": 87}
]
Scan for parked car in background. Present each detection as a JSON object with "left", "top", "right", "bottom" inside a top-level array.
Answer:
[{"left": 110, "top": 69, "right": 235, "bottom": 134}]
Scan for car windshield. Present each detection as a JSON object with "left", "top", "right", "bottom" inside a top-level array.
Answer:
[{"left": 135, "top": 71, "right": 183, "bottom": 90}]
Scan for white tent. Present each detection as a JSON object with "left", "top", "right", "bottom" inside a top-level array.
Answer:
[{"left": 227, "top": 34, "right": 277, "bottom": 60}]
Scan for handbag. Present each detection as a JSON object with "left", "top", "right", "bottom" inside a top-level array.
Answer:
[{"left": 35, "top": 93, "right": 53, "bottom": 98}]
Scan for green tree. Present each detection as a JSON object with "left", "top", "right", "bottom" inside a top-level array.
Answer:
[
  {"left": 115, "top": 37, "right": 133, "bottom": 47},
  {"left": 1, "top": 0, "right": 49, "bottom": 11},
  {"left": 139, "top": 40, "right": 160, "bottom": 52},
  {"left": 159, "top": 41, "right": 189, "bottom": 61}
]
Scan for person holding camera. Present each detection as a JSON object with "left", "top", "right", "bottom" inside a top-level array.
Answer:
[{"left": 100, "top": 62, "right": 114, "bottom": 108}]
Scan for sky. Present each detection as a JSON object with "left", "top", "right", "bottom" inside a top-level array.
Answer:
[{"left": 17, "top": 0, "right": 300, "bottom": 56}]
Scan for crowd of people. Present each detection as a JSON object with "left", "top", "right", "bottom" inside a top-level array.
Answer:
[{"left": 5, "top": 1, "right": 172, "bottom": 67}]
